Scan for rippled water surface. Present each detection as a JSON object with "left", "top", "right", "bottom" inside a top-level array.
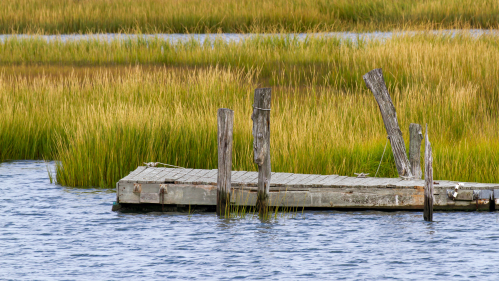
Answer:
[{"left": 1, "top": 161, "right": 499, "bottom": 280}]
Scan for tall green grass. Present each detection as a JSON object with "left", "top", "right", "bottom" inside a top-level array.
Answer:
[
  {"left": 1, "top": 0, "right": 499, "bottom": 34},
  {"left": 2, "top": 34, "right": 499, "bottom": 187}
]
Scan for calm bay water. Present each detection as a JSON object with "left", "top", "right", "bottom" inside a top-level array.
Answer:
[{"left": 1, "top": 160, "right": 499, "bottom": 280}]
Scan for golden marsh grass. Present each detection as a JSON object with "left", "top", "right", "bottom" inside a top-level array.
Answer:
[
  {"left": 0, "top": 0, "right": 499, "bottom": 34},
  {"left": 1, "top": 0, "right": 499, "bottom": 34},
  {"left": 1, "top": 33, "right": 499, "bottom": 187}
]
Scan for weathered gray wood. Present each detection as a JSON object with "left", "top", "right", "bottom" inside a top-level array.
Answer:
[
  {"left": 279, "top": 174, "right": 304, "bottom": 185},
  {"left": 272, "top": 174, "right": 298, "bottom": 186},
  {"left": 433, "top": 180, "right": 459, "bottom": 189},
  {"left": 393, "top": 179, "right": 425, "bottom": 188},
  {"left": 119, "top": 183, "right": 217, "bottom": 205},
  {"left": 409, "top": 123, "right": 423, "bottom": 179},
  {"left": 119, "top": 166, "right": 148, "bottom": 183},
  {"left": 161, "top": 169, "right": 190, "bottom": 182},
  {"left": 236, "top": 171, "right": 258, "bottom": 185},
  {"left": 196, "top": 169, "right": 213, "bottom": 179},
  {"left": 149, "top": 168, "right": 175, "bottom": 182},
  {"left": 136, "top": 168, "right": 158, "bottom": 183},
  {"left": 153, "top": 168, "right": 174, "bottom": 182},
  {"left": 179, "top": 169, "right": 204, "bottom": 183},
  {"left": 270, "top": 173, "right": 293, "bottom": 186},
  {"left": 231, "top": 171, "right": 248, "bottom": 184},
  {"left": 446, "top": 189, "right": 474, "bottom": 201},
  {"left": 173, "top": 168, "right": 195, "bottom": 183},
  {"left": 333, "top": 176, "right": 371, "bottom": 187},
  {"left": 283, "top": 174, "right": 314, "bottom": 187},
  {"left": 330, "top": 177, "right": 358, "bottom": 186},
  {"left": 424, "top": 124, "right": 434, "bottom": 221},
  {"left": 321, "top": 176, "right": 349, "bottom": 187},
  {"left": 478, "top": 190, "right": 493, "bottom": 200},
  {"left": 217, "top": 108, "right": 234, "bottom": 217},
  {"left": 380, "top": 177, "right": 406, "bottom": 187},
  {"left": 314, "top": 175, "right": 340, "bottom": 185},
  {"left": 143, "top": 168, "right": 163, "bottom": 183},
  {"left": 363, "top": 177, "right": 397, "bottom": 187},
  {"left": 193, "top": 169, "right": 218, "bottom": 185},
  {"left": 117, "top": 167, "right": 498, "bottom": 211},
  {"left": 363, "top": 69, "right": 413, "bottom": 178},
  {"left": 294, "top": 174, "right": 322, "bottom": 186},
  {"left": 252, "top": 88, "right": 272, "bottom": 215},
  {"left": 232, "top": 171, "right": 246, "bottom": 178},
  {"left": 122, "top": 166, "right": 148, "bottom": 182},
  {"left": 307, "top": 175, "right": 332, "bottom": 187}
]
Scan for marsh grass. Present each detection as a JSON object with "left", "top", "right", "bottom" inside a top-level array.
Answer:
[
  {"left": 218, "top": 194, "right": 304, "bottom": 220},
  {"left": 2, "top": 33, "right": 499, "bottom": 186},
  {"left": 4, "top": 32, "right": 499, "bottom": 93},
  {"left": 221, "top": 205, "right": 304, "bottom": 221},
  {"left": 1, "top": 0, "right": 499, "bottom": 34}
]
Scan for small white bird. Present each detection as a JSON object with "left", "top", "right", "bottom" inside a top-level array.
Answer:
[{"left": 450, "top": 183, "right": 464, "bottom": 199}]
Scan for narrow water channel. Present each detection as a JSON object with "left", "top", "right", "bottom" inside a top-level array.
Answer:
[{"left": 1, "top": 29, "right": 497, "bottom": 44}]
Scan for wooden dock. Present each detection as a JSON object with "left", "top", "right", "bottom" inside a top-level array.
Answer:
[
  {"left": 114, "top": 166, "right": 499, "bottom": 212},
  {"left": 114, "top": 69, "right": 499, "bottom": 216}
]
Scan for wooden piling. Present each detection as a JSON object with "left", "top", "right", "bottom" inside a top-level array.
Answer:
[
  {"left": 409, "top": 123, "right": 423, "bottom": 179},
  {"left": 363, "top": 69, "right": 413, "bottom": 178},
  {"left": 424, "top": 124, "right": 434, "bottom": 221},
  {"left": 252, "top": 88, "right": 272, "bottom": 216},
  {"left": 217, "top": 108, "right": 234, "bottom": 217}
]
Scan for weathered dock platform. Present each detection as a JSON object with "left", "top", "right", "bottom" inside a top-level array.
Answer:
[{"left": 115, "top": 166, "right": 499, "bottom": 211}]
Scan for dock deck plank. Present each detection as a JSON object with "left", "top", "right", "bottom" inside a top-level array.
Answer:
[
  {"left": 129, "top": 166, "right": 152, "bottom": 180},
  {"left": 240, "top": 172, "right": 259, "bottom": 186},
  {"left": 120, "top": 166, "right": 148, "bottom": 182},
  {"left": 182, "top": 169, "right": 212, "bottom": 183},
  {"left": 149, "top": 168, "right": 174, "bottom": 182},
  {"left": 135, "top": 167, "right": 159, "bottom": 183},
  {"left": 321, "top": 176, "right": 349, "bottom": 187},
  {"left": 271, "top": 173, "right": 295, "bottom": 186},
  {"left": 284, "top": 174, "right": 312, "bottom": 186},
  {"left": 193, "top": 169, "right": 218, "bottom": 185},
  {"left": 294, "top": 174, "right": 321, "bottom": 186},
  {"left": 172, "top": 168, "right": 195, "bottom": 183},
  {"left": 231, "top": 171, "right": 249, "bottom": 184}
]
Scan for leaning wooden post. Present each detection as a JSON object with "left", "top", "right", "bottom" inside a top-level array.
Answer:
[
  {"left": 409, "top": 123, "right": 423, "bottom": 179},
  {"left": 252, "top": 88, "right": 271, "bottom": 216},
  {"left": 217, "top": 108, "right": 234, "bottom": 217},
  {"left": 363, "top": 69, "right": 413, "bottom": 178},
  {"left": 424, "top": 124, "right": 434, "bottom": 221}
]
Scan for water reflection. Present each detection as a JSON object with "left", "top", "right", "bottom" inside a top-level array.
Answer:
[{"left": 425, "top": 221, "right": 437, "bottom": 236}]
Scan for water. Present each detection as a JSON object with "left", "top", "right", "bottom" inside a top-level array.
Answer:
[
  {"left": 1, "top": 160, "right": 499, "bottom": 280},
  {"left": 0, "top": 29, "right": 497, "bottom": 44}
]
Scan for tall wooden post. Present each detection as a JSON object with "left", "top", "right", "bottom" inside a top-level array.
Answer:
[
  {"left": 217, "top": 108, "right": 234, "bottom": 217},
  {"left": 424, "top": 124, "right": 434, "bottom": 221},
  {"left": 252, "top": 88, "right": 271, "bottom": 216},
  {"left": 409, "top": 123, "right": 423, "bottom": 179},
  {"left": 363, "top": 68, "right": 413, "bottom": 178}
]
